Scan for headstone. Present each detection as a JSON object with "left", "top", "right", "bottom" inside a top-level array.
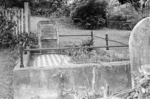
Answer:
[
  {"left": 37, "top": 20, "right": 59, "bottom": 51},
  {"left": 129, "top": 17, "right": 150, "bottom": 76}
]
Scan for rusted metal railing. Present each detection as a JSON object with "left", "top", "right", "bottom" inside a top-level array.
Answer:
[
  {"left": 19, "top": 41, "right": 24, "bottom": 68},
  {"left": 24, "top": 45, "right": 128, "bottom": 52},
  {"left": 19, "top": 38, "right": 28, "bottom": 68}
]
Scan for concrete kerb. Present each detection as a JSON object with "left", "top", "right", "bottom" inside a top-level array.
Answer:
[{"left": 13, "top": 59, "right": 131, "bottom": 99}]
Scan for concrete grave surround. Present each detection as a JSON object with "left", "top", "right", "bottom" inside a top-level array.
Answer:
[
  {"left": 129, "top": 17, "right": 150, "bottom": 75},
  {"left": 14, "top": 56, "right": 131, "bottom": 99}
]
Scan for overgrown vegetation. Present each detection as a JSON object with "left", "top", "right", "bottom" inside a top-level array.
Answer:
[
  {"left": 1, "top": 0, "right": 145, "bottom": 30},
  {"left": 61, "top": 39, "right": 129, "bottom": 63},
  {"left": 125, "top": 70, "right": 150, "bottom": 99},
  {"left": 17, "top": 32, "right": 38, "bottom": 46},
  {"left": 0, "top": 13, "right": 38, "bottom": 49},
  {"left": 31, "top": 0, "right": 66, "bottom": 17},
  {"left": 107, "top": 1, "right": 142, "bottom": 30},
  {"left": 0, "top": 7, "right": 38, "bottom": 49},
  {"left": 118, "top": 0, "right": 140, "bottom": 10},
  {"left": 70, "top": 0, "right": 108, "bottom": 30},
  {"left": 0, "top": 11, "right": 17, "bottom": 48}
]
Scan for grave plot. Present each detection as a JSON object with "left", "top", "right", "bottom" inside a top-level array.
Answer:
[{"left": 13, "top": 20, "right": 132, "bottom": 99}]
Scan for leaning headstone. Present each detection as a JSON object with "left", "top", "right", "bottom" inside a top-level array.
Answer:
[{"left": 129, "top": 17, "right": 150, "bottom": 76}]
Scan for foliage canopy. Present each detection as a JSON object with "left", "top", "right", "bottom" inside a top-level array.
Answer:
[{"left": 70, "top": 0, "right": 108, "bottom": 29}]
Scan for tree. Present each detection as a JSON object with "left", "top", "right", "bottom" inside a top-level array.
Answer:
[
  {"left": 0, "top": 0, "right": 35, "bottom": 8},
  {"left": 118, "top": 0, "right": 140, "bottom": 10},
  {"left": 118, "top": 0, "right": 140, "bottom": 4},
  {"left": 70, "top": 0, "right": 108, "bottom": 29}
]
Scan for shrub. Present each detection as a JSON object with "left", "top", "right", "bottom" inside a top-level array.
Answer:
[
  {"left": 107, "top": 2, "right": 142, "bottom": 30},
  {"left": 31, "top": 0, "right": 68, "bottom": 17},
  {"left": 0, "top": 12, "right": 17, "bottom": 48},
  {"left": 70, "top": 0, "right": 108, "bottom": 30},
  {"left": 17, "top": 32, "right": 38, "bottom": 46},
  {"left": 58, "top": 5, "right": 71, "bottom": 17},
  {"left": 80, "top": 38, "right": 94, "bottom": 52}
]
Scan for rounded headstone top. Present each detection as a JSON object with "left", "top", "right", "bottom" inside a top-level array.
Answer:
[{"left": 129, "top": 17, "right": 150, "bottom": 75}]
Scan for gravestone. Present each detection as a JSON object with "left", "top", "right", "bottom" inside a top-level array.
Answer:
[
  {"left": 37, "top": 20, "right": 59, "bottom": 49},
  {"left": 129, "top": 17, "right": 150, "bottom": 77}
]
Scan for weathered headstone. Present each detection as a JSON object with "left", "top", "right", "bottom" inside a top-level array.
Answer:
[
  {"left": 129, "top": 17, "right": 150, "bottom": 77},
  {"left": 37, "top": 20, "right": 58, "bottom": 49}
]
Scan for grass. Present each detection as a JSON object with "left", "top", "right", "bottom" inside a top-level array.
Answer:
[
  {"left": 0, "top": 49, "right": 18, "bottom": 99},
  {"left": 30, "top": 16, "right": 131, "bottom": 54}
]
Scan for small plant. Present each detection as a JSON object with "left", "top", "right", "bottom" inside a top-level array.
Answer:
[
  {"left": 61, "top": 39, "right": 129, "bottom": 64},
  {"left": 80, "top": 38, "right": 94, "bottom": 52},
  {"left": 53, "top": 69, "right": 70, "bottom": 98},
  {"left": 17, "top": 32, "right": 38, "bottom": 46},
  {"left": 125, "top": 67, "right": 150, "bottom": 99}
]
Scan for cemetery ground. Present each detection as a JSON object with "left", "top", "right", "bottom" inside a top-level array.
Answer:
[
  {"left": 0, "top": 16, "right": 131, "bottom": 98},
  {"left": 31, "top": 16, "right": 130, "bottom": 54}
]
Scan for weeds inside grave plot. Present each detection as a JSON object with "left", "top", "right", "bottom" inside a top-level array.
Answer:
[{"left": 61, "top": 39, "right": 129, "bottom": 64}]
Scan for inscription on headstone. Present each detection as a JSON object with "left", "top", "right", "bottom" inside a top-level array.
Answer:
[{"left": 41, "top": 27, "right": 56, "bottom": 39}]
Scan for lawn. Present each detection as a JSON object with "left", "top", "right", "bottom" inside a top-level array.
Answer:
[
  {"left": 31, "top": 16, "right": 131, "bottom": 54},
  {"left": 0, "top": 49, "right": 18, "bottom": 99}
]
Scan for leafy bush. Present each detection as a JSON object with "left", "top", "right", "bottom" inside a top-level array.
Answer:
[
  {"left": 109, "top": 3, "right": 142, "bottom": 21},
  {"left": 60, "top": 39, "right": 129, "bottom": 63},
  {"left": 0, "top": 8, "right": 38, "bottom": 49},
  {"left": 31, "top": 0, "right": 68, "bottom": 17},
  {"left": 17, "top": 32, "right": 38, "bottom": 46},
  {"left": 124, "top": 66, "right": 150, "bottom": 99},
  {"left": 31, "top": 1, "right": 54, "bottom": 17},
  {"left": 0, "top": 12, "right": 17, "bottom": 48},
  {"left": 70, "top": 0, "right": 108, "bottom": 30},
  {"left": 117, "top": 0, "right": 140, "bottom": 10},
  {"left": 107, "top": 2, "right": 142, "bottom": 30},
  {"left": 58, "top": 5, "right": 71, "bottom": 17}
]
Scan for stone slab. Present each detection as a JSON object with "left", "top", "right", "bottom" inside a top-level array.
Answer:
[{"left": 37, "top": 20, "right": 58, "bottom": 50}]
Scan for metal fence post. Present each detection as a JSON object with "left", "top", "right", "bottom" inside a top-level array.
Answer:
[
  {"left": 91, "top": 31, "right": 94, "bottom": 45},
  {"left": 105, "top": 34, "right": 109, "bottom": 50},
  {"left": 19, "top": 41, "right": 24, "bottom": 68}
]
